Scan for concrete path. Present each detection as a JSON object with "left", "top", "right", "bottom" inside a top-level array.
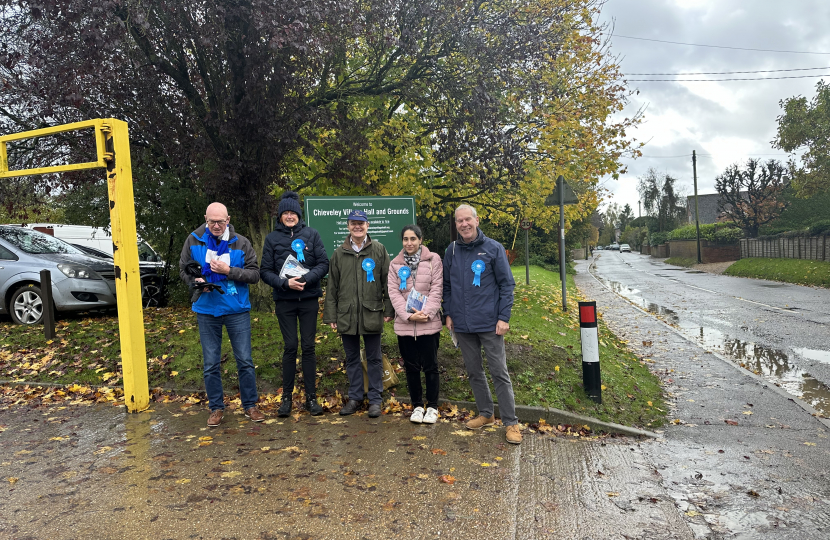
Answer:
[{"left": 1, "top": 402, "right": 690, "bottom": 540}]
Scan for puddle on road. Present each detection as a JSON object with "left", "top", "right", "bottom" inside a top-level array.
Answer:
[
  {"left": 794, "top": 347, "right": 830, "bottom": 364},
  {"left": 596, "top": 277, "right": 680, "bottom": 324},
  {"left": 677, "top": 321, "right": 830, "bottom": 415},
  {"left": 595, "top": 275, "right": 830, "bottom": 416}
]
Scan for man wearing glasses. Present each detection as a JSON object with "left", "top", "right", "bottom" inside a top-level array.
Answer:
[{"left": 179, "top": 202, "right": 265, "bottom": 427}]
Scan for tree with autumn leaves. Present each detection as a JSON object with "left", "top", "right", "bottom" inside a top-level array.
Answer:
[{"left": 1, "top": 0, "right": 639, "bottom": 302}]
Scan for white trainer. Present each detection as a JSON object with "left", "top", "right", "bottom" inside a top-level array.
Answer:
[
  {"left": 410, "top": 406, "right": 425, "bottom": 424},
  {"left": 422, "top": 407, "right": 439, "bottom": 424}
]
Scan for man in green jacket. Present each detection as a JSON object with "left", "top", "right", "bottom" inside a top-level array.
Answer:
[{"left": 323, "top": 210, "right": 394, "bottom": 418}]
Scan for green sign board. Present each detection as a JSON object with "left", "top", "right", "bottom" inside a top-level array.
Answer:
[{"left": 304, "top": 196, "right": 417, "bottom": 258}]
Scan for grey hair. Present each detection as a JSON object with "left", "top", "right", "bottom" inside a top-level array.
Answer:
[{"left": 454, "top": 204, "right": 478, "bottom": 219}]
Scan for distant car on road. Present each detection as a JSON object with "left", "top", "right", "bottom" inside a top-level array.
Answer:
[
  {"left": 0, "top": 225, "right": 117, "bottom": 325},
  {"left": 610, "top": 243, "right": 620, "bottom": 250},
  {"left": 596, "top": 245, "right": 604, "bottom": 250},
  {"left": 619, "top": 244, "right": 631, "bottom": 253}
]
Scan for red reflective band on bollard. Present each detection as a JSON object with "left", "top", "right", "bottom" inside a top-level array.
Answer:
[
  {"left": 578, "top": 301, "right": 601, "bottom": 404},
  {"left": 579, "top": 304, "right": 596, "bottom": 325}
]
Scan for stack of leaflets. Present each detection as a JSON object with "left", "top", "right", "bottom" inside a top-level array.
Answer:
[
  {"left": 279, "top": 254, "right": 310, "bottom": 279},
  {"left": 405, "top": 290, "right": 428, "bottom": 313}
]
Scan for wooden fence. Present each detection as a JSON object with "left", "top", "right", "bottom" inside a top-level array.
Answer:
[{"left": 740, "top": 236, "right": 830, "bottom": 262}]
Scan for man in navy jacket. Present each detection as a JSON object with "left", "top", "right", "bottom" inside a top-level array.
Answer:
[
  {"left": 260, "top": 191, "right": 329, "bottom": 416},
  {"left": 443, "top": 204, "right": 521, "bottom": 444}
]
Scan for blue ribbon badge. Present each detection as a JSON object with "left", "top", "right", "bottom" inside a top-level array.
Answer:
[
  {"left": 397, "top": 266, "right": 411, "bottom": 290},
  {"left": 362, "top": 258, "right": 376, "bottom": 282},
  {"left": 291, "top": 238, "right": 306, "bottom": 262},
  {"left": 471, "top": 259, "right": 485, "bottom": 286}
]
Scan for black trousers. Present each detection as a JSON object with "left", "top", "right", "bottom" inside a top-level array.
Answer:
[
  {"left": 275, "top": 297, "right": 319, "bottom": 396},
  {"left": 397, "top": 332, "right": 440, "bottom": 409}
]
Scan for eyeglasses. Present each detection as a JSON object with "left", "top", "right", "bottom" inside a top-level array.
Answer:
[{"left": 207, "top": 219, "right": 227, "bottom": 227}]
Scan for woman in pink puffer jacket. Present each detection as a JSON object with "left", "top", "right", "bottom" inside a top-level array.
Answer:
[{"left": 388, "top": 224, "right": 443, "bottom": 424}]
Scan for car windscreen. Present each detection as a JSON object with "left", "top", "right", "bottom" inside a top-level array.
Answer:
[
  {"left": 137, "top": 240, "right": 158, "bottom": 261},
  {"left": 0, "top": 227, "right": 84, "bottom": 255}
]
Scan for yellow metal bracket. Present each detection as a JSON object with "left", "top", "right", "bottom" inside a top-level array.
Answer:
[{"left": 0, "top": 119, "right": 150, "bottom": 412}]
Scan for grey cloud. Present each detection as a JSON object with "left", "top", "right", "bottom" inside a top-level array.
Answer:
[{"left": 600, "top": 0, "right": 823, "bottom": 209}]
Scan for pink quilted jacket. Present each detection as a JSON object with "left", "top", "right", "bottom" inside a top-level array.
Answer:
[{"left": 388, "top": 245, "right": 443, "bottom": 337}]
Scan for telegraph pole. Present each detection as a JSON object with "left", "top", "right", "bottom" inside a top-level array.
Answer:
[{"left": 693, "top": 150, "right": 702, "bottom": 264}]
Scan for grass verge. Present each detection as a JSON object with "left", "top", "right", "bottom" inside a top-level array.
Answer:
[
  {"left": 724, "top": 257, "right": 830, "bottom": 288},
  {"left": 664, "top": 257, "right": 697, "bottom": 268},
  {"left": 0, "top": 266, "right": 666, "bottom": 428}
]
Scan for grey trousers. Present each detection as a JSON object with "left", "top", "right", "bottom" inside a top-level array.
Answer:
[{"left": 456, "top": 331, "right": 518, "bottom": 425}]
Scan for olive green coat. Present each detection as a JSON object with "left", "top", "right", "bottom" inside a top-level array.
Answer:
[{"left": 322, "top": 235, "right": 394, "bottom": 335}]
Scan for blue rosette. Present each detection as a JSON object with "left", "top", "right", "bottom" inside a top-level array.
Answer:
[
  {"left": 471, "top": 259, "right": 485, "bottom": 286},
  {"left": 397, "top": 266, "right": 410, "bottom": 290},
  {"left": 291, "top": 238, "right": 306, "bottom": 262},
  {"left": 362, "top": 258, "right": 376, "bottom": 282}
]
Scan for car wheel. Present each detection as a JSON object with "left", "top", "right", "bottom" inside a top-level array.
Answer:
[{"left": 10, "top": 285, "right": 45, "bottom": 325}]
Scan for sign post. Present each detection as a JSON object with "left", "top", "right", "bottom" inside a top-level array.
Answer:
[
  {"left": 520, "top": 218, "right": 532, "bottom": 285},
  {"left": 304, "top": 196, "right": 417, "bottom": 258},
  {"left": 545, "top": 176, "right": 578, "bottom": 311}
]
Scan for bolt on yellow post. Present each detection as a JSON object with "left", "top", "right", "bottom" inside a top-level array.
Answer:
[{"left": 0, "top": 119, "right": 150, "bottom": 412}]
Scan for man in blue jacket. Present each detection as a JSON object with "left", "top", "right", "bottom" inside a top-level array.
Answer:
[
  {"left": 443, "top": 204, "right": 521, "bottom": 444},
  {"left": 179, "top": 202, "right": 264, "bottom": 427}
]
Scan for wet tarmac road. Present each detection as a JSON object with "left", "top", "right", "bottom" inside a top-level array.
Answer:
[
  {"left": 587, "top": 251, "right": 830, "bottom": 417},
  {"left": 576, "top": 256, "right": 830, "bottom": 539},
  {"left": 1, "top": 404, "right": 690, "bottom": 540}
]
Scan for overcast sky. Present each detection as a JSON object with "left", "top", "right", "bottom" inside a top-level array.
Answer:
[{"left": 598, "top": 0, "right": 830, "bottom": 217}]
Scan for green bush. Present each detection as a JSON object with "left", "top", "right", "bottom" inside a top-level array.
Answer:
[
  {"left": 760, "top": 188, "right": 830, "bottom": 236},
  {"left": 808, "top": 219, "right": 830, "bottom": 236},
  {"left": 649, "top": 231, "right": 670, "bottom": 246},
  {"left": 712, "top": 226, "right": 743, "bottom": 243},
  {"left": 666, "top": 223, "right": 742, "bottom": 243}
]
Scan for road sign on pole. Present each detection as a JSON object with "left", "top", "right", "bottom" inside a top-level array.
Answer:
[
  {"left": 520, "top": 218, "right": 532, "bottom": 230},
  {"left": 545, "top": 179, "right": 578, "bottom": 206}
]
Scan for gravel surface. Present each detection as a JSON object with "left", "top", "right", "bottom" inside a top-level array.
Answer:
[{"left": 692, "top": 261, "right": 736, "bottom": 274}]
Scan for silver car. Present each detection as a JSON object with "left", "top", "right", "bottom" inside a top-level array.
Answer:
[{"left": 0, "top": 225, "right": 117, "bottom": 324}]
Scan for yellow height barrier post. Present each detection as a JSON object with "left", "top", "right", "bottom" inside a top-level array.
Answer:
[{"left": 0, "top": 119, "right": 150, "bottom": 412}]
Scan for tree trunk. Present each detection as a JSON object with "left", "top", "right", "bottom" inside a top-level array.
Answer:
[{"left": 246, "top": 214, "right": 274, "bottom": 313}]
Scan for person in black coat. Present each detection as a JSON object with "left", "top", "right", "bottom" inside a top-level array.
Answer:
[{"left": 261, "top": 191, "right": 330, "bottom": 416}]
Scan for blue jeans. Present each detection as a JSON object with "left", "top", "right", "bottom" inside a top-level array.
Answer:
[{"left": 197, "top": 312, "right": 259, "bottom": 411}]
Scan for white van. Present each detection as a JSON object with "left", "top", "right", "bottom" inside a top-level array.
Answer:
[{"left": 14, "top": 224, "right": 163, "bottom": 267}]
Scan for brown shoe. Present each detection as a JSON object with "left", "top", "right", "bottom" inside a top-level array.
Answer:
[
  {"left": 506, "top": 424, "right": 522, "bottom": 445},
  {"left": 207, "top": 409, "right": 224, "bottom": 427},
  {"left": 245, "top": 407, "right": 265, "bottom": 422},
  {"left": 465, "top": 415, "right": 495, "bottom": 430}
]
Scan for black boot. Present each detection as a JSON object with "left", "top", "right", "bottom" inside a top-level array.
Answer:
[
  {"left": 306, "top": 395, "right": 324, "bottom": 416},
  {"left": 277, "top": 397, "right": 292, "bottom": 418}
]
